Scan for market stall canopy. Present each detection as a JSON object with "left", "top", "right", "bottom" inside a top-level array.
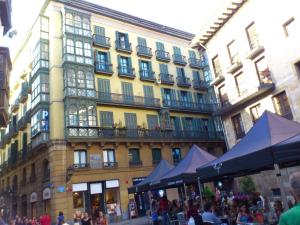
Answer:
[
  {"left": 196, "top": 111, "right": 300, "bottom": 181},
  {"left": 274, "top": 132, "right": 300, "bottom": 167},
  {"left": 151, "top": 144, "right": 216, "bottom": 189},
  {"left": 128, "top": 159, "right": 174, "bottom": 193}
]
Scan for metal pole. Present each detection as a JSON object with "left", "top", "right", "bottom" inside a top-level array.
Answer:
[
  {"left": 197, "top": 177, "right": 204, "bottom": 209},
  {"left": 274, "top": 164, "right": 289, "bottom": 210},
  {"left": 183, "top": 183, "right": 188, "bottom": 200}
]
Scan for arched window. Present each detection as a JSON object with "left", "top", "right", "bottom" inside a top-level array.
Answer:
[
  {"left": 69, "top": 105, "right": 78, "bottom": 126},
  {"left": 77, "top": 71, "right": 85, "bottom": 88},
  {"left": 86, "top": 71, "right": 94, "bottom": 89},
  {"left": 84, "top": 43, "right": 91, "bottom": 57},
  {"left": 65, "top": 13, "right": 73, "bottom": 26},
  {"left": 42, "top": 159, "right": 50, "bottom": 181},
  {"left": 74, "top": 15, "right": 82, "bottom": 28},
  {"left": 75, "top": 41, "right": 83, "bottom": 56},
  {"left": 67, "top": 69, "right": 76, "bottom": 87},
  {"left": 66, "top": 39, "right": 74, "bottom": 54},
  {"left": 88, "top": 105, "right": 96, "bottom": 126},
  {"left": 79, "top": 106, "right": 88, "bottom": 127}
]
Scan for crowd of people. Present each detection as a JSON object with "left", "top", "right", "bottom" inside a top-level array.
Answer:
[{"left": 149, "top": 172, "right": 300, "bottom": 225}]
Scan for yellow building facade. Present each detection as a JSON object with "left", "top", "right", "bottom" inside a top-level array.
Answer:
[{"left": 0, "top": 0, "right": 225, "bottom": 221}]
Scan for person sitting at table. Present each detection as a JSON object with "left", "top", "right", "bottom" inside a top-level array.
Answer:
[
  {"left": 187, "top": 199, "right": 203, "bottom": 225},
  {"left": 236, "top": 204, "right": 252, "bottom": 225},
  {"left": 202, "top": 202, "right": 222, "bottom": 225},
  {"left": 269, "top": 200, "right": 283, "bottom": 225}
]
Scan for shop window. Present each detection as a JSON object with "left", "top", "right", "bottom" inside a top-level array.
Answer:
[
  {"left": 172, "top": 148, "right": 181, "bottom": 165},
  {"left": 73, "top": 191, "right": 85, "bottom": 209},
  {"left": 231, "top": 113, "right": 245, "bottom": 139},
  {"left": 272, "top": 92, "right": 293, "bottom": 120},
  {"left": 74, "top": 150, "right": 87, "bottom": 168}
]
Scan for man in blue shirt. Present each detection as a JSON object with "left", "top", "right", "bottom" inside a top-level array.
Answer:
[{"left": 202, "top": 202, "right": 222, "bottom": 225}]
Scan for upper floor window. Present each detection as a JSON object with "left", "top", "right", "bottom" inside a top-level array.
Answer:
[
  {"left": 172, "top": 148, "right": 181, "bottom": 164},
  {"left": 116, "top": 32, "right": 131, "bottom": 50},
  {"left": 235, "top": 72, "right": 247, "bottom": 96},
  {"left": 64, "top": 12, "right": 91, "bottom": 36},
  {"left": 118, "top": 56, "right": 133, "bottom": 74},
  {"left": 31, "top": 73, "right": 49, "bottom": 109},
  {"left": 250, "top": 104, "right": 261, "bottom": 123},
  {"left": 103, "top": 149, "right": 116, "bottom": 163},
  {"left": 227, "top": 40, "right": 239, "bottom": 64},
  {"left": 129, "top": 149, "right": 140, "bottom": 163},
  {"left": 64, "top": 38, "right": 92, "bottom": 65},
  {"left": 255, "top": 57, "right": 271, "bottom": 84},
  {"left": 218, "top": 85, "right": 228, "bottom": 106},
  {"left": 272, "top": 92, "right": 293, "bottom": 120},
  {"left": 212, "top": 55, "right": 222, "bottom": 78},
  {"left": 246, "top": 22, "right": 260, "bottom": 50},
  {"left": 32, "top": 41, "right": 49, "bottom": 76},
  {"left": 283, "top": 17, "right": 295, "bottom": 37},
  {"left": 74, "top": 150, "right": 87, "bottom": 167},
  {"left": 231, "top": 113, "right": 245, "bottom": 139},
  {"left": 152, "top": 148, "right": 162, "bottom": 165},
  {"left": 100, "top": 111, "right": 114, "bottom": 128},
  {"left": 139, "top": 60, "right": 153, "bottom": 78},
  {"left": 67, "top": 104, "right": 97, "bottom": 127}
]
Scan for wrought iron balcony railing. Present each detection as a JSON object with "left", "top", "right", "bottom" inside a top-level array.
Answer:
[
  {"left": 93, "top": 34, "right": 111, "bottom": 48},
  {"left": 66, "top": 127, "right": 224, "bottom": 141},
  {"left": 97, "top": 92, "right": 161, "bottom": 109},
  {"left": 137, "top": 45, "right": 152, "bottom": 58},
  {"left": 115, "top": 40, "right": 132, "bottom": 53},
  {"left": 129, "top": 160, "right": 143, "bottom": 167},
  {"left": 103, "top": 161, "right": 118, "bottom": 168},
  {"left": 139, "top": 71, "right": 156, "bottom": 82},
  {"left": 172, "top": 54, "right": 187, "bottom": 65},
  {"left": 73, "top": 163, "right": 90, "bottom": 169},
  {"left": 155, "top": 50, "right": 171, "bottom": 62},
  {"left": 188, "top": 58, "right": 202, "bottom": 69},
  {"left": 176, "top": 76, "right": 191, "bottom": 88},
  {"left": 159, "top": 73, "right": 174, "bottom": 85},
  {"left": 192, "top": 80, "right": 209, "bottom": 91},
  {"left": 162, "top": 99, "right": 216, "bottom": 113},
  {"left": 95, "top": 62, "right": 113, "bottom": 75},
  {"left": 118, "top": 66, "right": 135, "bottom": 79}
]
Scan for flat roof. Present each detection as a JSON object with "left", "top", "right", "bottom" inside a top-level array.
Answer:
[
  {"left": 192, "top": 0, "right": 247, "bottom": 47},
  {"left": 54, "top": 0, "right": 195, "bottom": 41}
]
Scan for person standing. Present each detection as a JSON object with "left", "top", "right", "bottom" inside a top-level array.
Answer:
[
  {"left": 0, "top": 211, "right": 5, "bottom": 225},
  {"left": 279, "top": 172, "right": 300, "bottom": 225},
  {"left": 57, "top": 212, "right": 64, "bottom": 225},
  {"left": 40, "top": 213, "right": 51, "bottom": 225},
  {"left": 81, "top": 212, "right": 92, "bottom": 225},
  {"left": 159, "top": 196, "right": 170, "bottom": 225}
]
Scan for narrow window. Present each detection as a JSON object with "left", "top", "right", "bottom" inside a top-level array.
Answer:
[
  {"left": 231, "top": 113, "right": 245, "bottom": 139},
  {"left": 272, "top": 92, "right": 293, "bottom": 120}
]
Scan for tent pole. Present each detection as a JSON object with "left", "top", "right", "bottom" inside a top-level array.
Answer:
[
  {"left": 183, "top": 183, "right": 188, "bottom": 200},
  {"left": 274, "top": 164, "right": 289, "bottom": 210},
  {"left": 197, "top": 177, "right": 204, "bottom": 209}
]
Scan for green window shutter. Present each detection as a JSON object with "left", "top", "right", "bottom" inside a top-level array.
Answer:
[
  {"left": 125, "top": 113, "right": 137, "bottom": 128},
  {"left": 176, "top": 67, "right": 183, "bottom": 77},
  {"left": 148, "top": 61, "right": 153, "bottom": 73},
  {"left": 121, "top": 82, "right": 133, "bottom": 96},
  {"left": 138, "top": 59, "right": 142, "bottom": 72},
  {"left": 170, "top": 89, "right": 177, "bottom": 106},
  {"left": 128, "top": 57, "right": 132, "bottom": 68},
  {"left": 159, "top": 64, "right": 168, "bottom": 74},
  {"left": 192, "top": 70, "right": 200, "bottom": 81},
  {"left": 187, "top": 91, "right": 193, "bottom": 102},
  {"left": 125, "top": 33, "right": 130, "bottom": 44},
  {"left": 100, "top": 111, "right": 113, "bottom": 127},
  {"left": 177, "top": 90, "right": 182, "bottom": 101},
  {"left": 192, "top": 118, "right": 201, "bottom": 131},
  {"left": 115, "top": 31, "right": 120, "bottom": 41},
  {"left": 173, "top": 117, "right": 182, "bottom": 130},
  {"left": 181, "top": 118, "right": 187, "bottom": 130},
  {"left": 94, "top": 25, "right": 105, "bottom": 36},
  {"left": 147, "top": 115, "right": 159, "bottom": 129},
  {"left": 97, "top": 78, "right": 111, "bottom": 93},
  {"left": 117, "top": 55, "right": 121, "bottom": 67},
  {"left": 161, "top": 88, "right": 165, "bottom": 101},
  {"left": 143, "top": 85, "right": 154, "bottom": 98},
  {"left": 173, "top": 46, "right": 181, "bottom": 55},
  {"left": 188, "top": 50, "right": 196, "bottom": 59},
  {"left": 156, "top": 42, "right": 164, "bottom": 51},
  {"left": 138, "top": 37, "right": 147, "bottom": 46},
  {"left": 208, "top": 118, "right": 216, "bottom": 131},
  {"left": 22, "top": 133, "right": 27, "bottom": 149},
  {"left": 107, "top": 52, "right": 111, "bottom": 64}
]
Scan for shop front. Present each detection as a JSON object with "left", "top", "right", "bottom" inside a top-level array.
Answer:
[
  {"left": 30, "top": 192, "right": 38, "bottom": 218},
  {"left": 132, "top": 177, "right": 148, "bottom": 217},
  {"left": 42, "top": 188, "right": 51, "bottom": 214},
  {"left": 72, "top": 179, "right": 121, "bottom": 220}
]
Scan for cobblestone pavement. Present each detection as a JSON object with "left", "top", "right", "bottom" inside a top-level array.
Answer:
[{"left": 109, "top": 216, "right": 150, "bottom": 225}]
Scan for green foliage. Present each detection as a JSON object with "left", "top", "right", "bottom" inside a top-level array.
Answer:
[
  {"left": 203, "top": 186, "right": 214, "bottom": 199},
  {"left": 239, "top": 176, "right": 256, "bottom": 193}
]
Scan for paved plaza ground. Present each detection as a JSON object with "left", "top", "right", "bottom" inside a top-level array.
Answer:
[{"left": 109, "top": 217, "right": 150, "bottom": 225}]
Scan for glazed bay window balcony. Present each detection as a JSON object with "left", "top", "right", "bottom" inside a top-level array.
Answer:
[
  {"left": 172, "top": 54, "right": 187, "bottom": 66},
  {"left": 0, "top": 90, "right": 9, "bottom": 127},
  {"left": 97, "top": 92, "right": 161, "bottom": 109},
  {"left": 11, "top": 98, "right": 20, "bottom": 113},
  {"left": 140, "top": 70, "right": 156, "bottom": 82},
  {"left": 155, "top": 50, "right": 171, "bottom": 62},
  {"left": 20, "top": 82, "right": 29, "bottom": 103},
  {"left": 66, "top": 127, "right": 224, "bottom": 141},
  {"left": 188, "top": 58, "right": 202, "bottom": 69},
  {"left": 176, "top": 76, "right": 191, "bottom": 88},
  {"left": 129, "top": 160, "right": 143, "bottom": 167},
  {"left": 159, "top": 73, "right": 174, "bottom": 85},
  {"left": 137, "top": 45, "right": 152, "bottom": 58},
  {"left": 162, "top": 99, "right": 215, "bottom": 113},
  {"left": 118, "top": 66, "right": 135, "bottom": 79},
  {"left": 95, "top": 61, "right": 113, "bottom": 75},
  {"left": 93, "top": 34, "right": 111, "bottom": 48},
  {"left": 17, "top": 116, "right": 27, "bottom": 131},
  {"left": 193, "top": 80, "right": 208, "bottom": 91},
  {"left": 115, "top": 40, "right": 132, "bottom": 53}
]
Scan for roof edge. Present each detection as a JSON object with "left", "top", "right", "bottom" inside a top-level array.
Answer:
[{"left": 52, "top": 0, "right": 195, "bottom": 41}]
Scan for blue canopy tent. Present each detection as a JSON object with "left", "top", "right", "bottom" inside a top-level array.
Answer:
[
  {"left": 128, "top": 159, "right": 174, "bottom": 194},
  {"left": 196, "top": 111, "right": 300, "bottom": 181}
]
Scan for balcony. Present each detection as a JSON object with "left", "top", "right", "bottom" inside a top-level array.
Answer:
[
  {"left": 159, "top": 73, "right": 174, "bottom": 85},
  {"left": 129, "top": 160, "right": 143, "bottom": 167},
  {"left": 73, "top": 163, "right": 90, "bottom": 169},
  {"left": 0, "top": 90, "right": 9, "bottom": 127},
  {"left": 188, "top": 58, "right": 202, "bottom": 69},
  {"left": 176, "top": 76, "right": 191, "bottom": 88},
  {"left": 115, "top": 41, "right": 132, "bottom": 53},
  {"left": 25, "top": 109, "right": 31, "bottom": 123},
  {"left": 17, "top": 116, "right": 27, "bottom": 131},
  {"left": 95, "top": 62, "right": 113, "bottom": 75},
  {"left": 66, "top": 127, "right": 224, "bottom": 142},
  {"left": 9, "top": 125, "right": 17, "bottom": 139},
  {"left": 118, "top": 66, "right": 135, "bottom": 79},
  {"left": 11, "top": 98, "right": 20, "bottom": 113},
  {"left": 155, "top": 50, "right": 171, "bottom": 62},
  {"left": 97, "top": 92, "right": 161, "bottom": 109},
  {"left": 227, "top": 58, "right": 243, "bottom": 74},
  {"left": 193, "top": 80, "right": 209, "bottom": 91},
  {"left": 210, "top": 72, "right": 225, "bottom": 86},
  {"left": 162, "top": 100, "right": 216, "bottom": 113},
  {"left": 20, "top": 82, "right": 29, "bottom": 103},
  {"left": 139, "top": 71, "right": 156, "bottom": 82},
  {"left": 93, "top": 34, "right": 111, "bottom": 48},
  {"left": 172, "top": 54, "right": 187, "bottom": 66},
  {"left": 246, "top": 38, "right": 264, "bottom": 60},
  {"left": 137, "top": 45, "right": 152, "bottom": 58},
  {"left": 103, "top": 161, "right": 118, "bottom": 168},
  {"left": 0, "top": 0, "right": 12, "bottom": 35}
]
